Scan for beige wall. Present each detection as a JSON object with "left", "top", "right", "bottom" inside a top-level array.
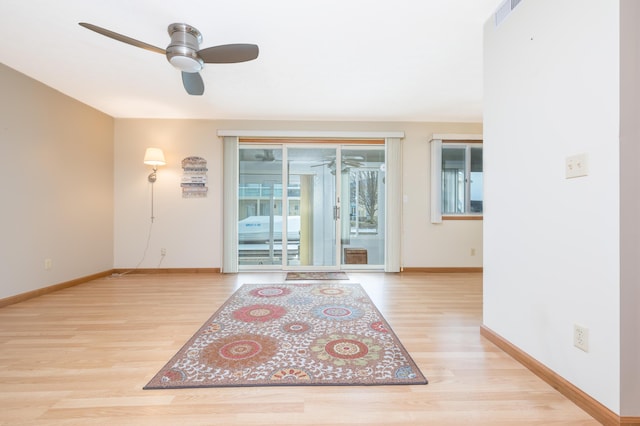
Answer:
[
  {"left": 0, "top": 63, "right": 114, "bottom": 299},
  {"left": 620, "top": 0, "right": 640, "bottom": 416},
  {"left": 113, "top": 119, "right": 483, "bottom": 270},
  {"left": 0, "top": 63, "right": 483, "bottom": 300},
  {"left": 114, "top": 119, "right": 223, "bottom": 269}
]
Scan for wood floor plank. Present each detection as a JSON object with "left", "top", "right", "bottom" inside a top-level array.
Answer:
[{"left": 0, "top": 272, "right": 599, "bottom": 425}]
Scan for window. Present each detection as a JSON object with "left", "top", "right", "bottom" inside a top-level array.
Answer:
[
  {"left": 441, "top": 144, "right": 483, "bottom": 214},
  {"left": 430, "top": 137, "right": 483, "bottom": 222}
]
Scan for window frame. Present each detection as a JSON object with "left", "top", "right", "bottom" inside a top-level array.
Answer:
[{"left": 430, "top": 135, "right": 483, "bottom": 223}]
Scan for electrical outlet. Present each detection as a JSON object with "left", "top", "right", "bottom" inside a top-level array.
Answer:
[
  {"left": 574, "top": 324, "right": 589, "bottom": 352},
  {"left": 470, "top": 248, "right": 476, "bottom": 256},
  {"left": 44, "top": 258, "right": 52, "bottom": 270},
  {"left": 160, "top": 248, "right": 167, "bottom": 256}
]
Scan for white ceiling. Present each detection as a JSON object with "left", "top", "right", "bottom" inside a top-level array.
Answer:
[{"left": 1, "top": 0, "right": 501, "bottom": 122}]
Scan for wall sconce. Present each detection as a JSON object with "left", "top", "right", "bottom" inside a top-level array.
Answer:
[
  {"left": 144, "top": 148, "right": 166, "bottom": 223},
  {"left": 144, "top": 147, "right": 166, "bottom": 183}
]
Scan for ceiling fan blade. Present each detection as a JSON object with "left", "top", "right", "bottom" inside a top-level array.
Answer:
[
  {"left": 198, "top": 44, "right": 259, "bottom": 63},
  {"left": 182, "top": 72, "right": 204, "bottom": 95},
  {"left": 79, "top": 22, "right": 165, "bottom": 55},
  {"left": 311, "top": 160, "right": 335, "bottom": 168}
]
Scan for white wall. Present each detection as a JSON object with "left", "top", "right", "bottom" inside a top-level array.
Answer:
[
  {"left": 113, "top": 119, "right": 483, "bottom": 270},
  {"left": 0, "top": 64, "right": 114, "bottom": 299},
  {"left": 484, "top": 0, "right": 621, "bottom": 414}
]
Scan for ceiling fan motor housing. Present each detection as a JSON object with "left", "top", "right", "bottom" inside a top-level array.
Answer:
[{"left": 166, "top": 23, "right": 204, "bottom": 73}]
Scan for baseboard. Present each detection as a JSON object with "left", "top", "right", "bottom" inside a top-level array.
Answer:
[
  {"left": 401, "top": 267, "right": 483, "bottom": 273},
  {"left": 0, "top": 268, "right": 222, "bottom": 309},
  {"left": 112, "top": 268, "right": 221, "bottom": 275},
  {"left": 480, "top": 325, "right": 637, "bottom": 426},
  {"left": 0, "top": 270, "right": 114, "bottom": 308}
]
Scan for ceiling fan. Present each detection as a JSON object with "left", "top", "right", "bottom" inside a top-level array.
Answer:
[
  {"left": 312, "top": 155, "right": 364, "bottom": 174},
  {"left": 254, "top": 149, "right": 276, "bottom": 161},
  {"left": 78, "top": 22, "right": 259, "bottom": 96}
]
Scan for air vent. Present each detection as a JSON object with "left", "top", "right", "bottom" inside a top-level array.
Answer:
[{"left": 494, "top": 0, "right": 524, "bottom": 27}]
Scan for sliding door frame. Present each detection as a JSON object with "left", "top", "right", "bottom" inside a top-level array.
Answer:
[{"left": 220, "top": 131, "right": 404, "bottom": 273}]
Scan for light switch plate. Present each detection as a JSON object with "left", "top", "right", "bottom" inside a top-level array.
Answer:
[{"left": 565, "top": 154, "right": 588, "bottom": 179}]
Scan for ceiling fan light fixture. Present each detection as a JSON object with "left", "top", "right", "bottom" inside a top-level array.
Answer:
[
  {"left": 166, "top": 23, "right": 204, "bottom": 72},
  {"left": 168, "top": 54, "right": 203, "bottom": 72}
]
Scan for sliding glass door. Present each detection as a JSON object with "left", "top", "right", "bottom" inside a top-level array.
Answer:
[{"left": 238, "top": 144, "right": 384, "bottom": 270}]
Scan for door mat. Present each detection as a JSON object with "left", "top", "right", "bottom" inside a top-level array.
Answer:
[{"left": 285, "top": 272, "right": 348, "bottom": 280}]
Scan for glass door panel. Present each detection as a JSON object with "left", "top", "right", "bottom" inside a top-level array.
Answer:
[
  {"left": 341, "top": 147, "right": 386, "bottom": 268},
  {"left": 238, "top": 147, "right": 286, "bottom": 267},
  {"left": 287, "top": 147, "right": 338, "bottom": 268}
]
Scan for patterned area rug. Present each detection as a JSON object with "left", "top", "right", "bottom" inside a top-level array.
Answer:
[
  {"left": 144, "top": 283, "right": 427, "bottom": 389},
  {"left": 285, "top": 271, "right": 348, "bottom": 280}
]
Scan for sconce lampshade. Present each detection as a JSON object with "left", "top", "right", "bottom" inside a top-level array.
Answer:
[{"left": 144, "top": 148, "right": 166, "bottom": 166}]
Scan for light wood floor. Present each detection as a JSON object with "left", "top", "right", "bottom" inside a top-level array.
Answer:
[{"left": 0, "top": 272, "right": 599, "bottom": 425}]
